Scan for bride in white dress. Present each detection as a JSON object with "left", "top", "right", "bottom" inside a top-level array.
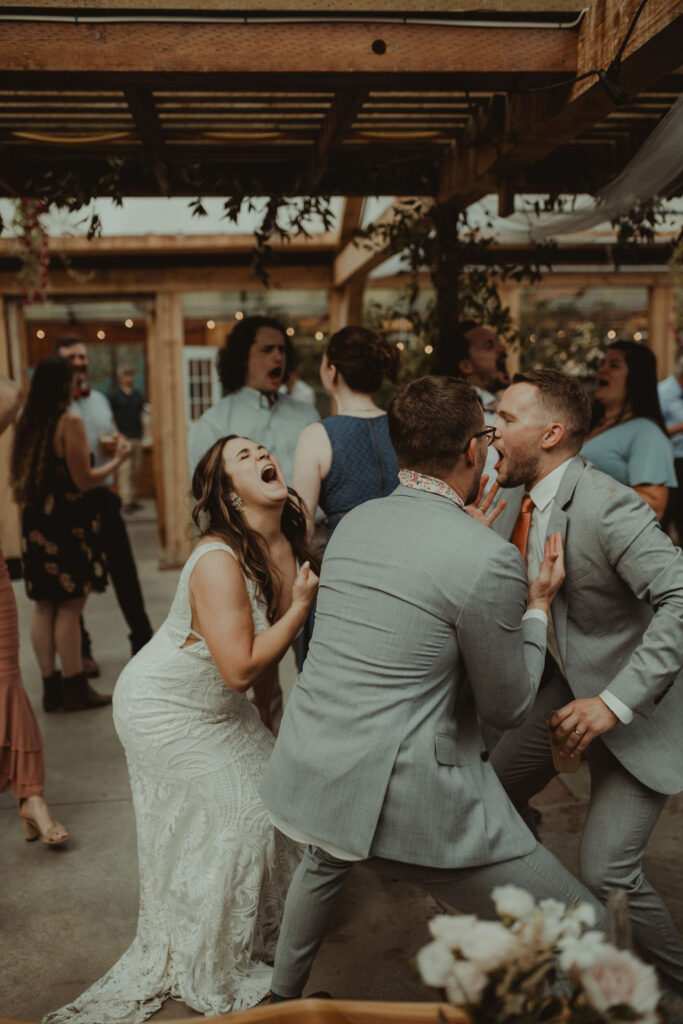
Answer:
[{"left": 44, "top": 436, "right": 319, "bottom": 1024}]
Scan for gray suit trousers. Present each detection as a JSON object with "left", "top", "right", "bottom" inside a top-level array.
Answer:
[
  {"left": 271, "top": 841, "right": 603, "bottom": 998},
  {"left": 491, "top": 670, "right": 683, "bottom": 994}
]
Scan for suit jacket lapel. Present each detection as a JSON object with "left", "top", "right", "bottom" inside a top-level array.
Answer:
[{"left": 544, "top": 456, "right": 585, "bottom": 669}]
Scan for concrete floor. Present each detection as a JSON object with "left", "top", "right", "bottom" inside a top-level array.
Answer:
[{"left": 1, "top": 505, "right": 682, "bottom": 1021}]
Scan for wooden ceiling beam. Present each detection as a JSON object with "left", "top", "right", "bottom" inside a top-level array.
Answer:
[
  {"left": 0, "top": 263, "right": 333, "bottom": 296},
  {"left": 124, "top": 87, "right": 169, "bottom": 195},
  {"left": 0, "top": 22, "right": 577, "bottom": 76},
  {"left": 337, "top": 197, "right": 365, "bottom": 249},
  {"left": 0, "top": 1, "right": 597, "bottom": 13},
  {"left": 333, "top": 198, "right": 429, "bottom": 287},
  {"left": 438, "top": 0, "right": 683, "bottom": 205}
]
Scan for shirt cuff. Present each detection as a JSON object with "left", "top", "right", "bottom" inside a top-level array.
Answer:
[
  {"left": 523, "top": 609, "right": 548, "bottom": 626},
  {"left": 599, "top": 689, "right": 634, "bottom": 724}
]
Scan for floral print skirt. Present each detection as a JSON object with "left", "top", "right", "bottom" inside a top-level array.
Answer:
[{"left": 21, "top": 487, "right": 108, "bottom": 603}]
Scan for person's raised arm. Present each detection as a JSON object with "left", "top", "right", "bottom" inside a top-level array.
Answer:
[
  {"left": 633, "top": 484, "right": 668, "bottom": 521},
  {"left": 190, "top": 549, "right": 318, "bottom": 691},
  {"left": 291, "top": 422, "right": 331, "bottom": 540},
  {"left": 0, "top": 374, "right": 22, "bottom": 435},
  {"left": 62, "top": 412, "right": 130, "bottom": 491}
]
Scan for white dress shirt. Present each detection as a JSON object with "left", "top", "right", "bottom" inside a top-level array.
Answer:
[
  {"left": 188, "top": 386, "right": 318, "bottom": 481},
  {"left": 72, "top": 389, "right": 118, "bottom": 487},
  {"left": 524, "top": 459, "right": 633, "bottom": 725}
]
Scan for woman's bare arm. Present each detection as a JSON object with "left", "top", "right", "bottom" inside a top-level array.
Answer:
[
  {"left": 190, "top": 549, "right": 317, "bottom": 692},
  {"left": 62, "top": 412, "right": 129, "bottom": 491},
  {"left": 633, "top": 484, "right": 668, "bottom": 521},
  {"left": 0, "top": 374, "right": 22, "bottom": 435},
  {"left": 291, "top": 422, "right": 331, "bottom": 540}
]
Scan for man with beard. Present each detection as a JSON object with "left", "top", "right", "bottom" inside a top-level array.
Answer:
[
  {"left": 260, "top": 376, "right": 602, "bottom": 1003},
  {"left": 491, "top": 369, "right": 683, "bottom": 995},
  {"left": 188, "top": 316, "right": 318, "bottom": 480},
  {"left": 438, "top": 320, "right": 510, "bottom": 487}
]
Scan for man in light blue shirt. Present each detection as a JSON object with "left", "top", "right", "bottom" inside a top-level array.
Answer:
[
  {"left": 188, "top": 316, "right": 318, "bottom": 481},
  {"left": 658, "top": 352, "right": 683, "bottom": 545}
]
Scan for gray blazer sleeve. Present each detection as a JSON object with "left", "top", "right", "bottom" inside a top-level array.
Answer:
[
  {"left": 456, "top": 543, "right": 547, "bottom": 730},
  {"left": 598, "top": 488, "right": 683, "bottom": 716}
]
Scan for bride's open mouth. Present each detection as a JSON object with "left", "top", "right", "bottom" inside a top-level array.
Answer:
[{"left": 260, "top": 463, "right": 279, "bottom": 483}]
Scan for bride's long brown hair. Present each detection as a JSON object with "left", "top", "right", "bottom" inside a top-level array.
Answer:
[{"left": 191, "top": 436, "right": 320, "bottom": 623}]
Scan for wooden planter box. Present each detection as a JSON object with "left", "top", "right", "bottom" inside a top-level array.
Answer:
[
  {"left": 200, "top": 999, "right": 467, "bottom": 1024},
  {"left": 0, "top": 999, "right": 470, "bottom": 1024}
]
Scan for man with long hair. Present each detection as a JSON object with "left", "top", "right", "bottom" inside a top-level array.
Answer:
[{"left": 188, "top": 315, "right": 318, "bottom": 479}]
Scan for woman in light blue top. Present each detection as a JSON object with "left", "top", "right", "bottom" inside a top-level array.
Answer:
[{"left": 581, "top": 341, "right": 676, "bottom": 520}]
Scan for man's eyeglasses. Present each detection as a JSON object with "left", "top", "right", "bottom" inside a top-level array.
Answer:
[{"left": 462, "top": 426, "right": 497, "bottom": 452}]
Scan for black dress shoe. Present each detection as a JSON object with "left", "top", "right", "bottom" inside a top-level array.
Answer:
[{"left": 42, "top": 671, "right": 62, "bottom": 712}]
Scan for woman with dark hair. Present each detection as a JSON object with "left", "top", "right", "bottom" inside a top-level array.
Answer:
[
  {"left": 0, "top": 373, "right": 68, "bottom": 846},
  {"left": 292, "top": 325, "right": 401, "bottom": 539},
  {"left": 581, "top": 341, "right": 676, "bottom": 520},
  {"left": 292, "top": 326, "right": 400, "bottom": 667},
  {"left": 11, "top": 356, "right": 128, "bottom": 713},
  {"left": 44, "top": 437, "right": 319, "bottom": 1024}
]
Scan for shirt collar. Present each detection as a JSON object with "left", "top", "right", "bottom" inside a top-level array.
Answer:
[
  {"left": 474, "top": 385, "right": 498, "bottom": 409},
  {"left": 528, "top": 458, "right": 572, "bottom": 513},
  {"left": 240, "top": 386, "right": 279, "bottom": 410},
  {"left": 398, "top": 470, "right": 465, "bottom": 509}
]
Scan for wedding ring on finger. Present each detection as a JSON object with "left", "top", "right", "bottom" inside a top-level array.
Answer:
[{"left": 573, "top": 727, "right": 584, "bottom": 737}]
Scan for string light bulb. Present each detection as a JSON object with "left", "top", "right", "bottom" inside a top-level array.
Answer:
[
  {"left": 36, "top": 329, "right": 45, "bottom": 339},
  {"left": 424, "top": 344, "right": 433, "bottom": 355},
  {"left": 235, "top": 311, "right": 244, "bottom": 320},
  {"left": 207, "top": 320, "right": 216, "bottom": 329},
  {"left": 124, "top": 319, "right": 134, "bottom": 328},
  {"left": 97, "top": 330, "right": 106, "bottom": 340},
  {"left": 315, "top": 331, "right": 324, "bottom": 341},
  {"left": 286, "top": 327, "right": 295, "bottom": 337}
]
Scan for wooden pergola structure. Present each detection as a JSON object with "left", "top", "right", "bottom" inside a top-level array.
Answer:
[{"left": 1, "top": 0, "right": 681, "bottom": 566}]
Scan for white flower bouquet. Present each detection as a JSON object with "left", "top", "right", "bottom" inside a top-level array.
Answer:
[{"left": 417, "top": 886, "right": 665, "bottom": 1023}]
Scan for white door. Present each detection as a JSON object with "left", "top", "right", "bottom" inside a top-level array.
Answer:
[{"left": 183, "top": 346, "right": 221, "bottom": 429}]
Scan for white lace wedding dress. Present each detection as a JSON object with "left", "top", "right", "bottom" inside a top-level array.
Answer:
[{"left": 44, "top": 541, "right": 301, "bottom": 1024}]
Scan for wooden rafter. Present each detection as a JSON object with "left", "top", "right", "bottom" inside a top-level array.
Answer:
[
  {"left": 0, "top": 1, "right": 598, "bottom": 13},
  {"left": 438, "top": 0, "right": 683, "bottom": 205},
  {"left": 337, "top": 197, "right": 365, "bottom": 248},
  {"left": 306, "top": 88, "right": 368, "bottom": 190},
  {"left": 123, "top": 87, "right": 168, "bottom": 195}
]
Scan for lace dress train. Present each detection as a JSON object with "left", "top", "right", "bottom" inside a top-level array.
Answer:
[{"left": 44, "top": 542, "right": 301, "bottom": 1024}]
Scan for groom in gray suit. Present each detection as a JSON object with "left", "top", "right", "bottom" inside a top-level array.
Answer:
[
  {"left": 490, "top": 368, "right": 683, "bottom": 994},
  {"left": 261, "top": 375, "right": 602, "bottom": 1001}
]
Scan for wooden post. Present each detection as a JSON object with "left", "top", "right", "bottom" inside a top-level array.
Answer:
[
  {"left": 648, "top": 284, "right": 677, "bottom": 379},
  {"left": 0, "top": 298, "right": 23, "bottom": 561},
  {"left": 146, "top": 293, "right": 192, "bottom": 569},
  {"left": 328, "top": 280, "right": 365, "bottom": 334}
]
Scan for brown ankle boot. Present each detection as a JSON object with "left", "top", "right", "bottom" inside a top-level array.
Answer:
[
  {"left": 42, "top": 671, "right": 62, "bottom": 712},
  {"left": 60, "top": 672, "right": 112, "bottom": 711}
]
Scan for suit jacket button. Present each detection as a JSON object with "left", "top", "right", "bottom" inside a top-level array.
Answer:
[{"left": 480, "top": 750, "right": 489, "bottom": 762}]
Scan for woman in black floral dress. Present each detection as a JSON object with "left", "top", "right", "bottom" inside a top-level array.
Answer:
[{"left": 11, "top": 357, "right": 131, "bottom": 711}]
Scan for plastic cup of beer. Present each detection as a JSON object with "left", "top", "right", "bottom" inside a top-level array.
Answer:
[
  {"left": 99, "top": 434, "right": 118, "bottom": 455},
  {"left": 546, "top": 710, "right": 581, "bottom": 774}
]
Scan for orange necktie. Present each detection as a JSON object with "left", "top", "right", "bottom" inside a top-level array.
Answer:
[{"left": 511, "top": 494, "right": 534, "bottom": 559}]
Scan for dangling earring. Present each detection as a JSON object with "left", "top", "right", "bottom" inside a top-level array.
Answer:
[{"left": 229, "top": 492, "right": 243, "bottom": 512}]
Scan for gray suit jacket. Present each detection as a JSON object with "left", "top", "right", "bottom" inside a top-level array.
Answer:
[
  {"left": 494, "top": 456, "right": 683, "bottom": 795},
  {"left": 261, "top": 484, "right": 549, "bottom": 869}
]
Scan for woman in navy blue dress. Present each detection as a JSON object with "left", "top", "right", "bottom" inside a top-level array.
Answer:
[{"left": 292, "top": 326, "right": 401, "bottom": 664}]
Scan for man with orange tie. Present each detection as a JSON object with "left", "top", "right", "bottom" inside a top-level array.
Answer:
[{"left": 490, "top": 368, "right": 683, "bottom": 996}]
